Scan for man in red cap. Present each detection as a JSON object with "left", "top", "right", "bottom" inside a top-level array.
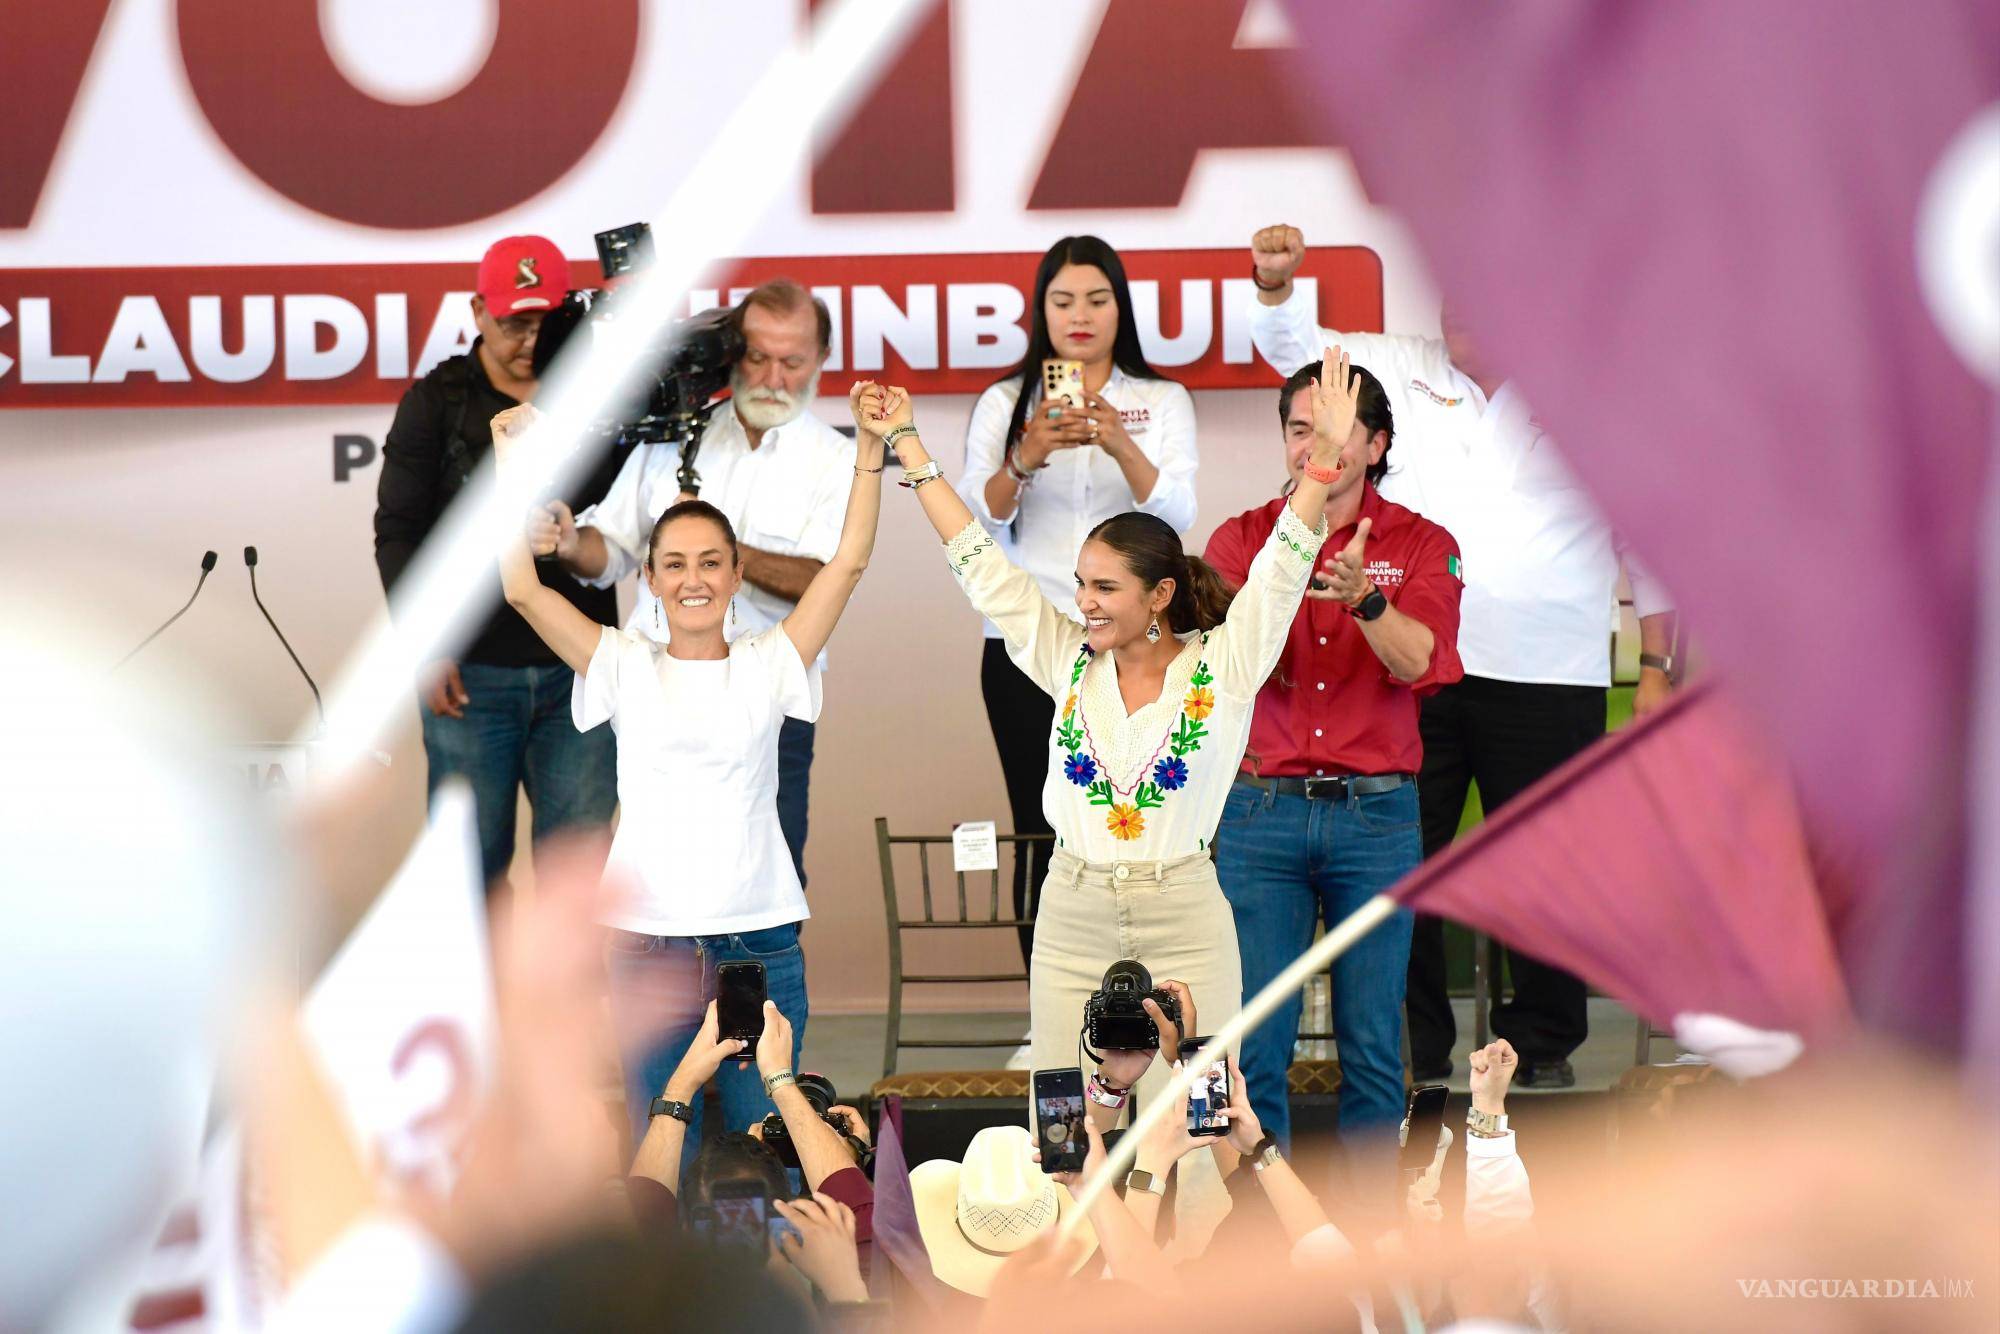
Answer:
[{"left": 373, "top": 235, "right": 624, "bottom": 894}]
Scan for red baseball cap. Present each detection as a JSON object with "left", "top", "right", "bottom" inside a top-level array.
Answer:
[{"left": 476, "top": 235, "right": 571, "bottom": 318}]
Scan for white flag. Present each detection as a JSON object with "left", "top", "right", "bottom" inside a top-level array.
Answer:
[{"left": 300, "top": 781, "right": 495, "bottom": 1197}]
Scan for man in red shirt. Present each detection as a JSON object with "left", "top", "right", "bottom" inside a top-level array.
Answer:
[{"left": 1205, "top": 359, "right": 1463, "bottom": 1164}]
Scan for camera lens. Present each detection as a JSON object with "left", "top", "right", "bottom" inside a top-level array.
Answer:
[{"left": 1101, "top": 958, "right": 1152, "bottom": 995}]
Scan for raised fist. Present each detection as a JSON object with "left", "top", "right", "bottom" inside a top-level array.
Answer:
[{"left": 1251, "top": 224, "right": 1306, "bottom": 288}]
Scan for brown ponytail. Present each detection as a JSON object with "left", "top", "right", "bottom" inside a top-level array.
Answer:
[
  {"left": 1172, "top": 555, "right": 1235, "bottom": 632},
  {"left": 1084, "top": 512, "right": 1235, "bottom": 635}
]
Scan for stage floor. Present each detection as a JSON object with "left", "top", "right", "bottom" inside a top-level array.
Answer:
[{"left": 798, "top": 996, "right": 1667, "bottom": 1103}]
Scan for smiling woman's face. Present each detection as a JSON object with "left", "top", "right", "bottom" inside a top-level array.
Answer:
[
  {"left": 1074, "top": 538, "right": 1170, "bottom": 653},
  {"left": 646, "top": 515, "right": 742, "bottom": 635}
]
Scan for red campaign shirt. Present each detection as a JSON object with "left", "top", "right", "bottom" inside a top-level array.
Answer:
[{"left": 1203, "top": 486, "right": 1464, "bottom": 778}]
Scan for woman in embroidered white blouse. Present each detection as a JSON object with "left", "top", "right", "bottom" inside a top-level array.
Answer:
[{"left": 873, "top": 349, "right": 1360, "bottom": 1122}]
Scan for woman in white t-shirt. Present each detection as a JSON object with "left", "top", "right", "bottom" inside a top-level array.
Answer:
[
  {"left": 874, "top": 351, "right": 1357, "bottom": 1154},
  {"left": 491, "top": 388, "right": 888, "bottom": 1160},
  {"left": 956, "top": 235, "right": 1200, "bottom": 981}
]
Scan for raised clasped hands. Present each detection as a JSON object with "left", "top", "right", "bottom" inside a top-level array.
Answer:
[{"left": 848, "top": 380, "right": 914, "bottom": 440}]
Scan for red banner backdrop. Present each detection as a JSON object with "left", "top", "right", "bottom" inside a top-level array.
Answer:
[{"left": 0, "top": 246, "right": 1380, "bottom": 409}]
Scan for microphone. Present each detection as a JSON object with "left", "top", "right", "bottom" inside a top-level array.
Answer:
[
  {"left": 244, "top": 546, "right": 326, "bottom": 734},
  {"left": 114, "top": 550, "right": 218, "bottom": 669}
]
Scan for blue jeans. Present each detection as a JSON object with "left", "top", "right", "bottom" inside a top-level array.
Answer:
[
  {"left": 606, "top": 923, "right": 809, "bottom": 1178},
  {"left": 776, "top": 717, "right": 815, "bottom": 890},
  {"left": 1213, "top": 778, "right": 1419, "bottom": 1151},
  {"left": 419, "top": 660, "right": 617, "bottom": 892}
]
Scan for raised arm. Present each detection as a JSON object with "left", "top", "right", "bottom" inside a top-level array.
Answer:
[
  {"left": 1202, "top": 352, "right": 1350, "bottom": 694},
  {"left": 1287, "top": 347, "right": 1357, "bottom": 525},
  {"left": 1248, "top": 224, "right": 1324, "bottom": 374},
  {"left": 777, "top": 385, "right": 887, "bottom": 663},
  {"left": 755, "top": 1001, "right": 864, "bottom": 1193},
  {"left": 629, "top": 1002, "right": 747, "bottom": 1201},
  {"left": 1212, "top": 1055, "right": 1336, "bottom": 1247},
  {"left": 874, "top": 383, "right": 1084, "bottom": 695},
  {"left": 490, "top": 404, "right": 606, "bottom": 676},
  {"left": 871, "top": 385, "right": 978, "bottom": 541}
]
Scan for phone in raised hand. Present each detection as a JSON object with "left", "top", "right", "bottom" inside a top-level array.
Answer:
[
  {"left": 715, "top": 961, "right": 766, "bottom": 1057},
  {"left": 1178, "top": 1038, "right": 1232, "bottom": 1137},
  {"left": 1032, "top": 1067, "right": 1088, "bottom": 1174}
]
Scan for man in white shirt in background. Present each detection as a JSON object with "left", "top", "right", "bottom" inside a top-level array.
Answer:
[
  {"left": 1248, "top": 226, "right": 1677, "bottom": 1089},
  {"left": 529, "top": 279, "right": 856, "bottom": 887}
]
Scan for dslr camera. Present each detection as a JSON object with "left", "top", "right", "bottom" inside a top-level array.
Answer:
[
  {"left": 759, "top": 1073, "right": 873, "bottom": 1174},
  {"left": 1084, "top": 959, "right": 1183, "bottom": 1051},
  {"left": 530, "top": 221, "right": 744, "bottom": 493}
]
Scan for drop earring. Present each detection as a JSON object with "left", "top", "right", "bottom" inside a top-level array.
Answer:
[
  {"left": 1146, "top": 616, "right": 1162, "bottom": 644},
  {"left": 727, "top": 597, "right": 737, "bottom": 636},
  {"left": 653, "top": 595, "right": 663, "bottom": 634}
]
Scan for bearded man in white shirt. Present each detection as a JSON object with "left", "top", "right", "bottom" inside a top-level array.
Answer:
[
  {"left": 529, "top": 279, "right": 856, "bottom": 888},
  {"left": 1248, "top": 226, "right": 1678, "bottom": 1090}
]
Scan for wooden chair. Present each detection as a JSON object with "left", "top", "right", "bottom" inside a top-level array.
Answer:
[{"left": 875, "top": 817, "right": 1054, "bottom": 1078}]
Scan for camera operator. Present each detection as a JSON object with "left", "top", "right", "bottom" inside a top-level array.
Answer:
[
  {"left": 373, "top": 234, "right": 623, "bottom": 893},
  {"left": 533, "top": 279, "right": 855, "bottom": 886}
]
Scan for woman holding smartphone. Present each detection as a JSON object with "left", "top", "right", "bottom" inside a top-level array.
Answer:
[
  {"left": 877, "top": 348, "right": 1357, "bottom": 1153},
  {"left": 489, "top": 387, "right": 887, "bottom": 1162},
  {"left": 958, "top": 236, "right": 1200, "bottom": 1002}
]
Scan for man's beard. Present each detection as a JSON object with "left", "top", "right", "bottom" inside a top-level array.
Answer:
[{"left": 731, "top": 368, "right": 820, "bottom": 431}]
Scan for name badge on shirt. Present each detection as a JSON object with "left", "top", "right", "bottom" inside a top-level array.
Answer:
[
  {"left": 1364, "top": 560, "right": 1407, "bottom": 587},
  {"left": 1119, "top": 407, "right": 1151, "bottom": 435}
]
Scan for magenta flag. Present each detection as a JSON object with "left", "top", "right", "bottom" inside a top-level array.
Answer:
[
  {"left": 867, "top": 1097, "right": 951, "bottom": 1308},
  {"left": 1280, "top": 0, "right": 1997, "bottom": 1044},
  {"left": 1393, "top": 686, "right": 1853, "bottom": 1044}
]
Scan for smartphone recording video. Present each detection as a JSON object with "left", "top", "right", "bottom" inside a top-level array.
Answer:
[
  {"left": 1179, "top": 1038, "right": 1231, "bottom": 1136},
  {"left": 693, "top": 1181, "right": 772, "bottom": 1251},
  {"left": 716, "top": 961, "right": 766, "bottom": 1053},
  {"left": 1041, "top": 358, "right": 1086, "bottom": 409},
  {"left": 1032, "top": 1068, "right": 1088, "bottom": 1174}
]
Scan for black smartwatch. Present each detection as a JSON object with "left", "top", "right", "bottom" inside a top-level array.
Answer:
[
  {"left": 1348, "top": 585, "right": 1389, "bottom": 622},
  {"left": 649, "top": 1096, "right": 695, "bottom": 1124}
]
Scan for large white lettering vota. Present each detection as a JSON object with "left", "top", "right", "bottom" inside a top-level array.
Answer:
[{"left": 0, "top": 293, "right": 479, "bottom": 386}]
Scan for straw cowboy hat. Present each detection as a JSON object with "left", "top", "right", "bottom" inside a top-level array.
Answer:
[{"left": 909, "top": 1125, "right": 1098, "bottom": 1295}]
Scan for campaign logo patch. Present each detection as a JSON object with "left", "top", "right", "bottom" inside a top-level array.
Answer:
[
  {"left": 1446, "top": 554, "right": 1463, "bottom": 582},
  {"left": 1410, "top": 378, "right": 1462, "bottom": 408}
]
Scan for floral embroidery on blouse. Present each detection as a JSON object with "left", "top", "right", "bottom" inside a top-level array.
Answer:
[
  {"left": 1106, "top": 803, "right": 1147, "bottom": 841},
  {"left": 1055, "top": 640, "right": 1213, "bottom": 839}
]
